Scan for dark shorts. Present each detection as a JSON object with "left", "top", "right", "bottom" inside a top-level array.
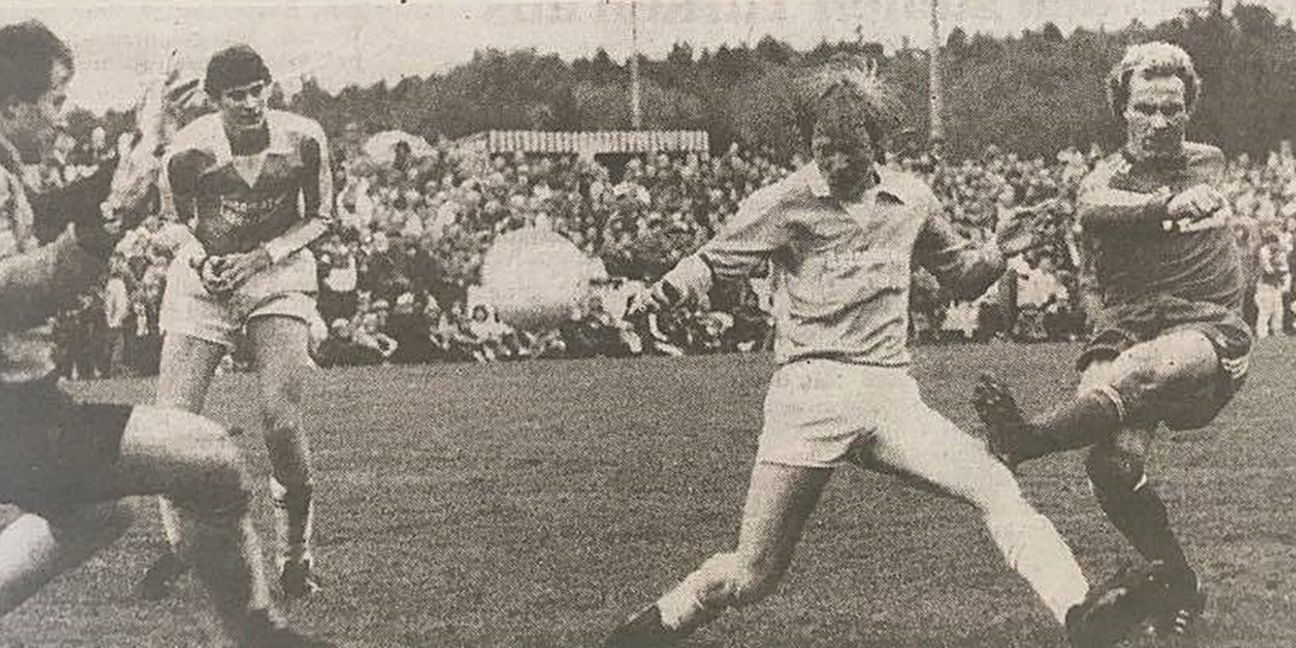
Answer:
[
  {"left": 0, "top": 375, "right": 133, "bottom": 515},
  {"left": 1078, "top": 299, "right": 1251, "bottom": 431}
]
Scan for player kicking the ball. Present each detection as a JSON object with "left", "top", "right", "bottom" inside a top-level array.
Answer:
[
  {"left": 0, "top": 21, "right": 327, "bottom": 646},
  {"left": 139, "top": 44, "right": 331, "bottom": 600},
  {"left": 605, "top": 57, "right": 1167, "bottom": 648},
  {"left": 973, "top": 43, "right": 1246, "bottom": 639}
]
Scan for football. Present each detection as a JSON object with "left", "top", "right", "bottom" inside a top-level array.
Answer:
[{"left": 476, "top": 227, "right": 607, "bottom": 332}]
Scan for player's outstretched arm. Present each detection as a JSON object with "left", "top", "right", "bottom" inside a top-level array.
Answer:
[
  {"left": 916, "top": 206, "right": 1006, "bottom": 302},
  {"left": 630, "top": 188, "right": 797, "bottom": 315}
]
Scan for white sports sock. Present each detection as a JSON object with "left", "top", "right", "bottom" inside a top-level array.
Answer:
[
  {"left": 158, "top": 496, "right": 182, "bottom": 550},
  {"left": 984, "top": 506, "right": 1090, "bottom": 624},
  {"left": 656, "top": 585, "right": 706, "bottom": 631}
]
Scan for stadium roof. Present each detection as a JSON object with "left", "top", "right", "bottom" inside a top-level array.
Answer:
[{"left": 455, "top": 130, "right": 709, "bottom": 156}]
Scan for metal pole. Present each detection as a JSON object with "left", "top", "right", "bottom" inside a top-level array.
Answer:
[
  {"left": 630, "top": 0, "right": 643, "bottom": 129},
  {"left": 929, "top": 0, "right": 944, "bottom": 143}
]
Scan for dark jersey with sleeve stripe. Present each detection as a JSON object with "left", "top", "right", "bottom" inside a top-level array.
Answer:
[
  {"left": 162, "top": 110, "right": 332, "bottom": 257},
  {"left": 1077, "top": 142, "right": 1244, "bottom": 317}
]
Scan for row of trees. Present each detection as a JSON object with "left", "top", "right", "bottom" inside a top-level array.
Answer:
[{"left": 68, "top": 4, "right": 1296, "bottom": 162}]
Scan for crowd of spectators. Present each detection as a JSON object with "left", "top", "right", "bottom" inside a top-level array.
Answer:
[
  {"left": 41, "top": 120, "right": 1296, "bottom": 376},
  {"left": 310, "top": 135, "right": 786, "bottom": 367}
]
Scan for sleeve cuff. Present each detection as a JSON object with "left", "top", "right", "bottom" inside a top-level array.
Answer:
[
  {"left": 262, "top": 238, "right": 294, "bottom": 264},
  {"left": 666, "top": 254, "right": 714, "bottom": 301}
]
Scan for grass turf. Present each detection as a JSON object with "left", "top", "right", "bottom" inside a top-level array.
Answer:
[{"left": 3, "top": 338, "right": 1296, "bottom": 647}]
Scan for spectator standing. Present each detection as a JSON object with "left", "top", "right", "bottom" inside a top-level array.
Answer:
[
  {"left": 1255, "top": 232, "right": 1289, "bottom": 338},
  {"left": 102, "top": 256, "right": 131, "bottom": 376}
]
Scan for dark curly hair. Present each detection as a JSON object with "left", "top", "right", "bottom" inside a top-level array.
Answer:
[
  {"left": 0, "top": 21, "right": 73, "bottom": 109},
  {"left": 204, "top": 44, "right": 271, "bottom": 97}
]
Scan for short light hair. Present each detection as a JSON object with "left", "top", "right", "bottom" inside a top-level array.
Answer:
[
  {"left": 795, "top": 54, "right": 903, "bottom": 159},
  {"left": 1107, "top": 42, "right": 1200, "bottom": 120}
]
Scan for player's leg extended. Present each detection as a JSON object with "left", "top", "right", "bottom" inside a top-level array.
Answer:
[
  {"left": 853, "top": 398, "right": 1088, "bottom": 626},
  {"left": 0, "top": 502, "right": 135, "bottom": 615},
  {"left": 605, "top": 463, "right": 832, "bottom": 646},
  {"left": 977, "top": 329, "right": 1221, "bottom": 466},
  {"left": 853, "top": 401, "right": 1166, "bottom": 646},
  {"left": 247, "top": 315, "right": 317, "bottom": 596},
  {"left": 140, "top": 331, "right": 226, "bottom": 599},
  {"left": 1086, "top": 427, "right": 1203, "bottom": 636},
  {"left": 113, "top": 406, "right": 326, "bottom": 645}
]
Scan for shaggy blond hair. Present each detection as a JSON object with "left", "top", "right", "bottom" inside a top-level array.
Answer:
[{"left": 795, "top": 54, "right": 903, "bottom": 159}]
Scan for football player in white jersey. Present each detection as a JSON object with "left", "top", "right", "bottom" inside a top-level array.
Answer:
[
  {"left": 139, "top": 44, "right": 332, "bottom": 600},
  {"left": 604, "top": 57, "right": 1169, "bottom": 648}
]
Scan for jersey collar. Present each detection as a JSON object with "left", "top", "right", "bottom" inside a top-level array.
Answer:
[
  {"left": 212, "top": 112, "right": 294, "bottom": 164},
  {"left": 804, "top": 161, "right": 904, "bottom": 204}
]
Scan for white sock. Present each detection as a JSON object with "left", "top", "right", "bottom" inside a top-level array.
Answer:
[
  {"left": 656, "top": 585, "right": 706, "bottom": 631},
  {"left": 158, "top": 497, "right": 182, "bottom": 550},
  {"left": 984, "top": 506, "right": 1090, "bottom": 624}
]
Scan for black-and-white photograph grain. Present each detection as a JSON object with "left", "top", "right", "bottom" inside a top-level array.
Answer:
[{"left": 0, "top": 1, "right": 1291, "bottom": 645}]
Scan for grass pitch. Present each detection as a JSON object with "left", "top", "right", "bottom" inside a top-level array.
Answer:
[{"left": 4, "top": 339, "right": 1296, "bottom": 647}]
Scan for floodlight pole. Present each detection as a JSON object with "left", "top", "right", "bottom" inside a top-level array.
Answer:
[
  {"left": 631, "top": 0, "right": 643, "bottom": 129},
  {"left": 929, "top": 0, "right": 944, "bottom": 143}
]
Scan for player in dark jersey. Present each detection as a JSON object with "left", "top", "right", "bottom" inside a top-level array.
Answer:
[
  {"left": 138, "top": 44, "right": 331, "bottom": 601},
  {"left": 0, "top": 21, "right": 327, "bottom": 647},
  {"left": 973, "top": 43, "right": 1247, "bottom": 639}
]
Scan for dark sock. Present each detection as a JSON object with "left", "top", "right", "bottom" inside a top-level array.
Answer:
[{"left": 1093, "top": 480, "right": 1192, "bottom": 580}]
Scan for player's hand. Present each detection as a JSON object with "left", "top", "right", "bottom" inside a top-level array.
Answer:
[
  {"left": 1167, "top": 184, "right": 1224, "bottom": 222},
  {"left": 994, "top": 205, "right": 1043, "bottom": 257},
  {"left": 192, "top": 254, "right": 233, "bottom": 297},
  {"left": 625, "top": 278, "right": 685, "bottom": 317},
  {"left": 105, "top": 55, "right": 200, "bottom": 227},
  {"left": 194, "top": 249, "right": 272, "bottom": 295}
]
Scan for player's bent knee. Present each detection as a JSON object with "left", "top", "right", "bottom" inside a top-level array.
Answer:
[
  {"left": 1084, "top": 447, "right": 1146, "bottom": 494},
  {"left": 168, "top": 436, "right": 253, "bottom": 518}
]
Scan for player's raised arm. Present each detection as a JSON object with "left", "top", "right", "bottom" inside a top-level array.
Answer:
[
  {"left": 262, "top": 120, "right": 334, "bottom": 264},
  {"left": 1076, "top": 158, "right": 1172, "bottom": 231},
  {"left": 915, "top": 198, "right": 1007, "bottom": 301}
]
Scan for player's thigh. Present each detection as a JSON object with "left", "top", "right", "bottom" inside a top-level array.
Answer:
[
  {"left": 863, "top": 402, "right": 1017, "bottom": 507},
  {"left": 247, "top": 315, "right": 313, "bottom": 405},
  {"left": 156, "top": 332, "right": 226, "bottom": 412},
  {"left": 733, "top": 462, "right": 833, "bottom": 573},
  {"left": 107, "top": 406, "right": 245, "bottom": 503},
  {"left": 1108, "top": 329, "right": 1219, "bottom": 391}
]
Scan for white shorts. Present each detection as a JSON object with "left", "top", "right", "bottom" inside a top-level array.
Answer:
[
  {"left": 159, "top": 248, "right": 319, "bottom": 350},
  {"left": 757, "top": 359, "right": 980, "bottom": 469}
]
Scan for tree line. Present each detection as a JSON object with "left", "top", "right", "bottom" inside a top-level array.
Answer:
[{"left": 68, "top": 3, "right": 1296, "bottom": 162}]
